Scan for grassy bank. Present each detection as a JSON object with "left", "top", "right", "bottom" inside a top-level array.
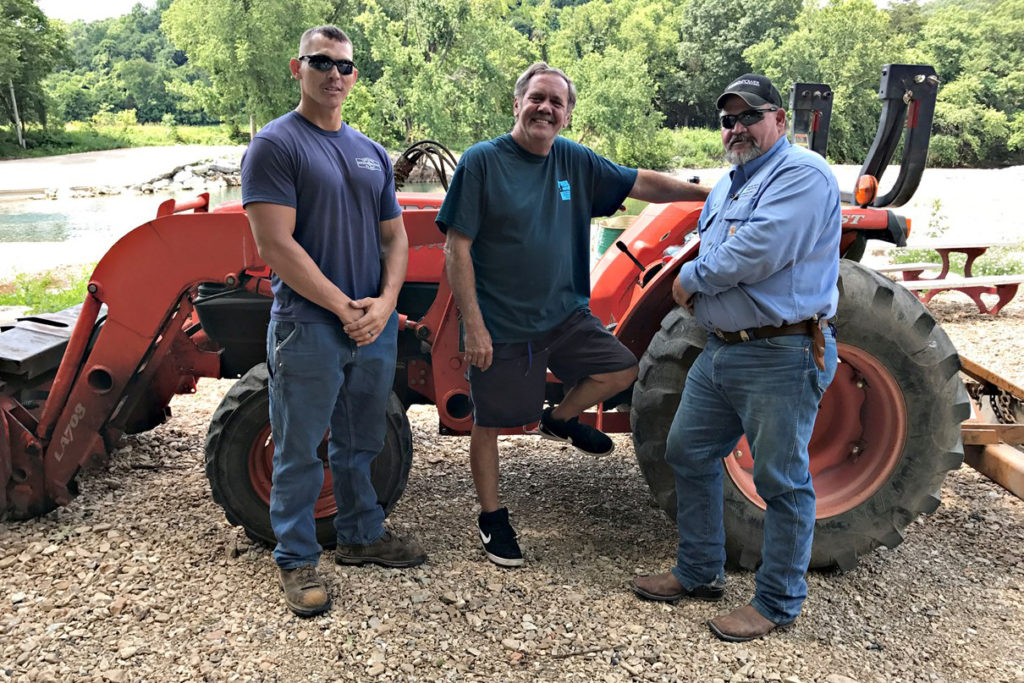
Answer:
[
  {"left": 0, "top": 117, "right": 238, "bottom": 159},
  {"left": 0, "top": 266, "right": 94, "bottom": 314},
  {"left": 2, "top": 118, "right": 725, "bottom": 167}
]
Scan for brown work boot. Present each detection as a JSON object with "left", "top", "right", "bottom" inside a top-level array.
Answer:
[
  {"left": 631, "top": 572, "right": 725, "bottom": 602},
  {"left": 335, "top": 530, "right": 427, "bottom": 568},
  {"left": 707, "top": 604, "right": 791, "bottom": 643},
  {"left": 279, "top": 565, "right": 330, "bottom": 618}
]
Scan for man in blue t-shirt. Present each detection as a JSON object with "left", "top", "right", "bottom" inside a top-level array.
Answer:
[
  {"left": 241, "top": 25, "right": 425, "bottom": 618},
  {"left": 630, "top": 74, "right": 841, "bottom": 643},
  {"left": 436, "top": 62, "right": 709, "bottom": 568}
]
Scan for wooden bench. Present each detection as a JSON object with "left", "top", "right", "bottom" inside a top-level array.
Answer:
[
  {"left": 873, "top": 262, "right": 943, "bottom": 281},
  {"left": 900, "top": 275, "right": 1024, "bottom": 315}
]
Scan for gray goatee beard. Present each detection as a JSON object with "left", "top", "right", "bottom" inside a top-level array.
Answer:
[{"left": 724, "top": 139, "right": 763, "bottom": 165}]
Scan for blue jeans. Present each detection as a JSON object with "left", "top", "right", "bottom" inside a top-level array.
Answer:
[
  {"left": 665, "top": 328, "right": 837, "bottom": 623},
  {"left": 266, "top": 312, "right": 398, "bottom": 569}
]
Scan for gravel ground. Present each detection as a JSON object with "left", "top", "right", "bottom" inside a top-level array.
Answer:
[{"left": 1, "top": 296, "right": 1022, "bottom": 683}]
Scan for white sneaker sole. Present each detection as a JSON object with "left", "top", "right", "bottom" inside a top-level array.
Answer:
[
  {"left": 484, "top": 549, "right": 525, "bottom": 567},
  {"left": 537, "top": 426, "right": 615, "bottom": 456}
]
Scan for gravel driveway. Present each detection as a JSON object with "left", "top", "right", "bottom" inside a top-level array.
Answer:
[{"left": 1, "top": 299, "right": 1022, "bottom": 683}]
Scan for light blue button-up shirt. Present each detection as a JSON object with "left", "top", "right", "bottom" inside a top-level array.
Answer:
[{"left": 678, "top": 137, "right": 841, "bottom": 333}]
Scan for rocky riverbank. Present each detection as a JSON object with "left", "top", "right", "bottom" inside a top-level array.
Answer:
[{"left": 0, "top": 145, "right": 446, "bottom": 201}]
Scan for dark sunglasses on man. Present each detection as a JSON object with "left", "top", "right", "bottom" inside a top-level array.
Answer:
[
  {"left": 299, "top": 54, "right": 356, "bottom": 75},
  {"left": 719, "top": 106, "right": 778, "bottom": 130}
]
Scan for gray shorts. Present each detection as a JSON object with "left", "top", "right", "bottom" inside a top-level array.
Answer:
[{"left": 469, "top": 308, "right": 638, "bottom": 428}]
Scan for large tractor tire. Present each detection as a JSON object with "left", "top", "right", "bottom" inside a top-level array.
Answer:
[
  {"left": 631, "top": 260, "right": 970, "bottom": 570},
  {"left": 204, "top": 364, "right": 413, "bottom": 548}
]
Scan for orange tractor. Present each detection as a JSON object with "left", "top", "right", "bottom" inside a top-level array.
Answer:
[{"left": 1, "top": 65, "right": 1018, "bottom": 571}]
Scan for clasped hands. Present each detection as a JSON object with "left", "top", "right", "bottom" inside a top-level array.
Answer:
[{"left": 340, "top": 296, "right": 393, "bottom": 347}]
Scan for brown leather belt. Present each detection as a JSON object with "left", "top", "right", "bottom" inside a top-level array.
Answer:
[{"left": 713, "top": 318, "right": 832, "bottom": 370}]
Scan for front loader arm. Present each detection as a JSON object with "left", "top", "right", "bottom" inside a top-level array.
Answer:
[{"left": 3, "top": 206, "right": 262, "bottom": 518}]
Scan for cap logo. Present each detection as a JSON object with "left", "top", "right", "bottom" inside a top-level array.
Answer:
[{"left": 731, "top": 79, "right": 761, "bottom": 87}]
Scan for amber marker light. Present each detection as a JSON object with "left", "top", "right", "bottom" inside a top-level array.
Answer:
[{"left": 854, "top": 175, "right": 878, "bottom": 207}]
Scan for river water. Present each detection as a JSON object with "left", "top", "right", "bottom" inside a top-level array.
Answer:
[
  {"left": 0, "top": 184, "right": 443, "bottom": 279},
  {"left": 1, "top": 165, "right": 1021, "bottom": 281}
]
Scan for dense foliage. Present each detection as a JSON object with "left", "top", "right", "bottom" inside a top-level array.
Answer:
[{"left": 3, "top": 0, "right": 1023, "bottom": 167}]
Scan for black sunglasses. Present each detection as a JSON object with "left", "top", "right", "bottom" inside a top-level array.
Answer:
[
  {"left": 719, "top": 107, "right": 778, "bottom": 130},
  {"left": 299, "top": 54, "right": 355, "bottom": 75}
]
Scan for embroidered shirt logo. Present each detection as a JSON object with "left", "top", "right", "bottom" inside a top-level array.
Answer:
[
  {"left": 355, "top": 157, "right": 382, "bottom": 171},
  {"left": 557, "top": 179, "right": 571, "bottom": 201}
]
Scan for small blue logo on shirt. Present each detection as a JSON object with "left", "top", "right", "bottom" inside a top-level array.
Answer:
[
  {"left": 356, "top": 157, "right": 382, "bottom": 171},
  {"left": 557, "top": 179, "right": 571, "bottom": 200}
]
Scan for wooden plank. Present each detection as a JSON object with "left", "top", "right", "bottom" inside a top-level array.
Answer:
[
  {"left": 873, "top": 262, "right": 942, "bottom": 272},
  {"left": 901, "top": 274, "right": 1024, "bottom": 290},
  {"left": 960, "top": 356, "right": 1024, "bottom": 399},
  {"left": 964, "top": 443, "right": 1024, "bottom": 501},
  {"left": 961, "top": 423, "right": 1024, "bottom": 446},
  {"left": 904, "top": 240, "right": 1019, "bottom": 250}
]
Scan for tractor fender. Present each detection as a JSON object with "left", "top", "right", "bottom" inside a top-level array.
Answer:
[
  {"left": 611, "top": 242, "right": 699, "bottom": 362},
  {"left": 590, "top": 202, "right": 703, "bottom": 326}
]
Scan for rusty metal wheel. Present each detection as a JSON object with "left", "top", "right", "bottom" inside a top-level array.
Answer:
[
  {"left": 632, "top": 260, "right": 970, "bottom": 570},
  {"left": 204, "top": 364, "right": 412, "bottom": 547}
]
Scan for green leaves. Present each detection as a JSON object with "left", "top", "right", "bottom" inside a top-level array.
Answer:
[
  {"left": 0, "top": 0, "right": 67, "bottom": 128},
  {"left": 18, "top": 0, "right": 1024, "bottom": 168},
  {"left": 745, "top": 0, "right": 908, "bottom": 163},
  {"left": 162, "top": 0, "right": 332, "bottom": 131}
]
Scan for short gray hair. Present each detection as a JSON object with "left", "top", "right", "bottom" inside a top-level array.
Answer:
[
  {"left": 513, "top": 62, "right": 577, "bottom": 113},
  {"left": 298, "top": 25, "right": 351, "bottom": 55}
]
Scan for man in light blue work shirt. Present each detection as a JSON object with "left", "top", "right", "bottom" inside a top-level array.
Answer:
[{"left": 630, "top": 73, "right": 841, "bottom": 642}]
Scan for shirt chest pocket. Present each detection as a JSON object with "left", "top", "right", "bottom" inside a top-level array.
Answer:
[{"left": 721, "top": 195, "right": 756, "bottom": 225}]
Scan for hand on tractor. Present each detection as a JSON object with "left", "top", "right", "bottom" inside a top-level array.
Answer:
[
  {"left": 463, "top": 325, "right": 493, "bottom": 371},
  {"left": 672, "top": 277, "right": 695, "bottom": 314},
  {"left": 343, "top": 297, "right": 393, "bottom": 346}
]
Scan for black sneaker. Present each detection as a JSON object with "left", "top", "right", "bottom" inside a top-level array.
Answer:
[
  {"left": 478, "top": 508, "right": 524, "bottom": 567},
  {"left": 538, "top": 407, "right": 614, "bottom": 456}
]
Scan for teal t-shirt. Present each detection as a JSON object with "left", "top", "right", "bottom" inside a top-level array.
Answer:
[{"left": 436, "top": 134, "right": 637, "bottom": 342}]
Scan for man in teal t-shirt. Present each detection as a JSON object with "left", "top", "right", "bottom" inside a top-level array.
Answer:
[{"left": 436, "top": 62, "right": 710, "bottom": 568}]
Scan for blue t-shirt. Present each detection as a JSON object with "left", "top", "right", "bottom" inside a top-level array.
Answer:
[
  {"left": 241, "top": 111, "right": 402, "bottom": 323},
  {"left": 436, "top": 134, "right": 637, "bottom": 342},
  {"left": 679, "top": 137, "right": 841, "bottom": 332}
]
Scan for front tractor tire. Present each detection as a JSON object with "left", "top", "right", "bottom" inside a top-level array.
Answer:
[
  {"left": 204, "top": 364, "right": 413, "bottom": 548},
  {"left": 631, "top": 260, "right": 970, "bottom": 570}
]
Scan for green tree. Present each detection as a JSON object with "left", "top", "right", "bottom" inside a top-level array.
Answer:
[
  {"left": 745, "top": 0, "right": 908, "bottom": 163},
  {"left": 542, "top": 0, "right": 682, "bottom": 165},
  {"left": 162, "top": 0, "right": 332, "bottom": 137},
  {"left": 347, "top": 0, "right": 535, "bottom": 148},
  {"left": 0, "top": 0, "right": 68, "bottom": 140},
  {"left": 45, "top": 1, "right": 201, "bottom": 124},
  {"left": 929, "top": 75, "right": 1010, "bottom": 166},
  {"left": 671, "top": 0, "right": 801, "bottom": 128},
  {"left": 911, "top": 0, "right": 1024, "bottom": 165},
  {"left": 565, "top": 47, "right": 673, "bottom": 167}
]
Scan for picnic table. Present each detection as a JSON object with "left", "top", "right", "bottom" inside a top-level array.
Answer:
[
  {"left": 878, "top": 240, "right": 1024, "bottom": 315},
  {"left": 900, "top": 240, "right": 1018, "bottom": 279}
]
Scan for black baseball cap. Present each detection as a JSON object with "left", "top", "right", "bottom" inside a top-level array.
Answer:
[{"left": 716, "top": 73, "right": 783, "bottom": 110}]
